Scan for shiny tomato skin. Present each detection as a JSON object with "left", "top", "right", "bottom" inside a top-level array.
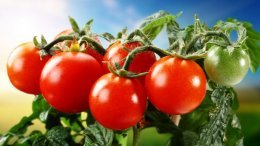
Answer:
[
  {"left": 7, "top": 42, "right": 50, "bottom": 95},
  {"left": 40, "top": 52, "right": 103, "bottom": 113},
  {"left": 55, "top": 29, "right": 103, "bottom": 64},
  {"left": 89, "top": 73, "right": 147, "bottom": 130},
  {"left": 103, "top": 41, "right": 156, "bottom": 83},
  {"left": 204, "top": 46, "right": 249, "bottom": 86},
  {"left": 145, "top": 57, "right": 207, "bottom": 115}
]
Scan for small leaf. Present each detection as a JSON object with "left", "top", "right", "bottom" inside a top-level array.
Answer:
[
  {"left": 140, "top": 10, "right": 177, "bottom": 41},
  {"left": 33, "top": 36, "right": 40, "bottom": 48},
  {"left": 83, "top": 122, "right": 113, "bottom": 146},
  {"left": 84, "top": 19, "right": 94, "bottom": 33},
  {"left": 41, "top": 35, "right": 48, "bottom": 46},
  {"left": 101, "top": 33, "right": 115, "bottom": 42},
  {"left": 69, "top": 16, "right": 80, "bottom": 33}
]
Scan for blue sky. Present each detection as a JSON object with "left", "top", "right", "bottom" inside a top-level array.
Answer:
[{"left": 68, "top": 0, "right": 260, "bottom": 32}]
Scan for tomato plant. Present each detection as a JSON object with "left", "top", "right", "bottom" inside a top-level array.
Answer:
[
  {"left": 7, "top": 42, "right": 50, "bottom": 95},
  {"left": 145, "top": 56, "right": 207, "bottom": 114},
  {"left": 89, "top": 73, "right": 147, "bottom": 130},
  {"left": 40, "top": 52, "right": 102, "bottom": 113},
  {"left": 204, "top": 45, "right": 250, "bottom": 86},
  {"left": 2, "top": 11, "right": 260, "bottom": 146},
  {"left": 103, "top": 41, "right": 156, "bottom": 83}
]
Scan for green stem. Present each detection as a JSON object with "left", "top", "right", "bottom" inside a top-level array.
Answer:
[
  {"left": 43, "top": 35, "right": 74, "bottom": 52},
  {"left": 183, "top": 31, "right": 232, "bottom": 54},
  {"left": 127, "top": 29, "right": 152, "bottom": 45},
  {"left": 133, "top": 126, "right": 140, "bottom": 146},
  {"left": 79, "top": 36, "right": 106, "bottom": 55},
  {"left": 122, "top": 45, "right": 172, "bottom": 71}
]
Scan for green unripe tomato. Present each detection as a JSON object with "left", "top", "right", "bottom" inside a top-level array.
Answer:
[{"left": 204, "top": 45, "right": 249, "bottom": 86}]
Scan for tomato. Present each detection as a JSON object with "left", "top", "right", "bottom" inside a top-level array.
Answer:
[
  {"left": 7, "top": 42, "right": 50, "bottom": 95},
  {"left": 204, "top": 46, "right": 249, "bottom": 86},
  {"left": 40, "top": 52, "right": 102, "bottom": 113},
  {"left": 89, "top": 73, "right": 147, "bottom": 130},
  {"left": 145, "top": 57, "right": 207, "bottom": 115},
  {"left": 54, "top": 29, "right": 103, "bottom": 64},
  {"left": 103, "top": 41, "right": 156, "bottom": 83}
]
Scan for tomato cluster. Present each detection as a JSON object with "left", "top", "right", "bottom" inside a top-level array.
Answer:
[{"left": 7, "top": 25, "right": 249, "bottom": 131}]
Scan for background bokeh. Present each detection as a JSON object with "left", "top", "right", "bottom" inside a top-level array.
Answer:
[{"left": 0, "top": 0, "right": 259, "bottom": 145}]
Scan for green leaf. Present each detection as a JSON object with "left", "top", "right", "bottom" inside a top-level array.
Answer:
[
  {"left": 47, "top": 126, "right": 70, "bottom": 145},
  {"left": 83, "top": 122, "right": 113, "bottom": 146},
  {"left": 33, "top": 126, "right": 70, "bottom": 146},
  {"left": 166, "top": 19, "right": 180, "bottom": 45},
  {"left": 9, "top": 115, "right": 35, "bottom": 135},
  {"left": 32, "top": 95, "right": 51, "bottom": 122},
  {"left": 41, "top": 35, "right": 48, "bottom": 46},
  {"left": 69, "top": 16, "right": 80, "bottom": 33},
  {"left": 224, "top": 115, "right": 243, "bottom": 146},
  {"left": 101, "top": 33, "right": 115, "bottom": 42},
  {"left": 140, "top": 10, "right": 177, "bottom": 41},
  {"left": 83, "top": 19, "right": 94, "bottom": 34},
  {"left": 14, "top": 131, "right": 43, "bottom": 146},
  {"left": 179, "top": 91, "right": 214, "bottom": 133},
  {"left": 145, "top": 103, "right": 180, "bottom": 134},
  {"left": 167, "top": 131, "right": 198, "bottom": 146},
  {"left": 242, "top": 23, "right": 260, "bottom": 72},
  {"left": 33, "top": 36, "right": 40, "bottom": 48}
]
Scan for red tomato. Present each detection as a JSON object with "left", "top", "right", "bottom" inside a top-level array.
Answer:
[
  {"left": 89, "top": 73, "right": 147, "bottom": 130},
  {"left": 145, "top": 57, "right": 207, "bottom": 115},
  {"left": 103, "top": 41, "right": 156, "bottom": 84},
  {"left": 40, "top": 52, "right": 102, "bottom": 113},
  {"left": 54, "top": 29, "right": 103, "bottom": 64},
  {"left": 7, "top": 42, "right": 50, "bottom": 95}
]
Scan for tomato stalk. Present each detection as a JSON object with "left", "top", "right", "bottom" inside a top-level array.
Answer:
[
  {"left": 79, "top": 36, "right": 106, "bottom": 55},
  {"left": 122, "top": 45, "right": 172, "bottom": 71},
  {"left": 43, "top": 35, "right": 74, "bottom": 52},
  {"left": 132, "top": 125, "right": 141, "bottom": 146},
  {"left": 183, "top": 31, "right": 232, "bottom": 54}
]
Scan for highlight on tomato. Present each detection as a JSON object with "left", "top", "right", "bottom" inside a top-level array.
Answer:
[
  {"left": 7, "top": 42, "right": 50, "bottom": 95},
  {"left": 145, "top": 56, "right": 207, "bottom": 115},
  {"left": 89, "top": 73, "right": 147, "bottom": 130}
]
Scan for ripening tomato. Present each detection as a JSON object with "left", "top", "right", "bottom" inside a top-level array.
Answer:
[
  {"left": 204, "top": 45, "right": 249, "bottom": 86},
  {"left": 40, "top": 52, "right": 102, "bottom": 113},
  {"left": 54, "top": 29, "right": 103, "bottom": 64},
  {"left": 103, "top": 41, "right": 156, "bottom": 83},
  {"left": 7, "top": 42, "right": 50, "bottom": 95},
  {"left": 145, "top": 57, "right": 207, "bottom": 115},
  {"left": 89, "top": 73, "right": 147, "bottom": 130}
]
